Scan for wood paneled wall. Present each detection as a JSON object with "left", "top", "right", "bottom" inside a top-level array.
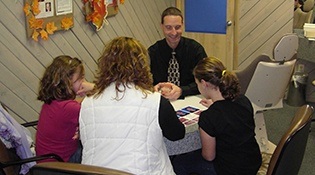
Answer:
[
  {"left": 0, "top": 0, "right": 174, "bottom": 135},
  {"left": 238, "top": 0, "right": 293, "bottom": 69},
  {"left": 0, "top": 0, "right": 293, "bottom": 135}
]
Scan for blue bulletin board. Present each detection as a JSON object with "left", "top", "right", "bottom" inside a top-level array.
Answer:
[{"left": 185, "top": 0, "right": 227, "bottom": 34}]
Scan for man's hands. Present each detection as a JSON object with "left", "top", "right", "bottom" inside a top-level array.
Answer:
[{"left": 154, "top": 82, "right": 182, "bottom": 101}]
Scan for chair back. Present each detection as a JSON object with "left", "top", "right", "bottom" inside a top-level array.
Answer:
[
  {"left": 294, "top": 0, "right": 315, "bottom": 29},
  {"left": 273, "top": 34, "right": 298, "bottom": 62},
  {"left": 239, "top": 34, "right": 298, "bottom": 113},
  {"left": 0, "top": 141, "right": 20, "bottom": 175},
  {"left": 30, "top": 162, "right": 133, "bottom": 175},
  {"left": 266, "top": 104, "right": 314, "bottom": 175},
  {"left": 245, "top": 59, "right": 296, "bottom": 113},
  {"left": 303, "top": 0, "right": 315, "bottom": 12},
  {"left": 235, "top": 55, "right": 272, "bottom": 95}
]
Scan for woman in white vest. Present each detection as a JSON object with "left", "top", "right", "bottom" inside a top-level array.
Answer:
[{"left": 79, "top": 36, "right": 185, "bottom": 175}]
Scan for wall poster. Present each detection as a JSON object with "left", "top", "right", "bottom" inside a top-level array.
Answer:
[{"left": 185, "top": 0, "right": 227, "bottom": 34}]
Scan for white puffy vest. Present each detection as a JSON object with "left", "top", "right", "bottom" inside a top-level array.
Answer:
[{"left": 79, "top": 84, "right": 175, "bottom": 175}]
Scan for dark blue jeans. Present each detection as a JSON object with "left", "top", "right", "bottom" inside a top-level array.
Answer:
[
  {"left": 68, "top": 141, "right": 82, "bottom": 163},
  {"left": 171, "top": 149, "right": 217, "bottom": 175}
]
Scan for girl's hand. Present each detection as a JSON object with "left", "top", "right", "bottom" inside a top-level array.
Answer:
[
  {"left": 77, "top": 80, "right": 95, "bottom": 96},
  {"left": 199, "top": 98, "right": 213, "bottom": 108},
  {"left": 72, "top": 127, "right": 79, "bottom": 140}
]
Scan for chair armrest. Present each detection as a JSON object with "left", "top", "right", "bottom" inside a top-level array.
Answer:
[
  {"left": 21, "top": 121, "right": 38, "bottom": 127},
  {"left": 0, "top": 153, "right": 63, "bottom": 169},
  {"left": 30, "top": 162, "right": 133, "bottom": 175}
]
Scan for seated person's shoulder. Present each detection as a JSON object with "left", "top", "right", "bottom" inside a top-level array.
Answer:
[
  {"left": 233, "top": 95, "right": 253, "bottom": 114},
  {"left": 148, "top": 40, "right": 168, "bottom": 55}
]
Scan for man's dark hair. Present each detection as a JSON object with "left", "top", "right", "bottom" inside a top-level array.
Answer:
[{"left": 161, "top": 7, "right": 183, "bottom": 24}]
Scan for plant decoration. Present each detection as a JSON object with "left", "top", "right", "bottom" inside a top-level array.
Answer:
[
  {"left": 23, "top": 0, "right": 74, "bottom": 41},
  {"left": 83, "top": 0, "right": 125, "bottom": 31}
]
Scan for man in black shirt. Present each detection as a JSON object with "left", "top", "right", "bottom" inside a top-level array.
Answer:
[{"left": 148, "top": 7, "right": 207, "bottom": 101}]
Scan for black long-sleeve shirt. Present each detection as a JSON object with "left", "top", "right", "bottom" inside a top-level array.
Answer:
[
  {"left": 148, "top": 37, "right": 207, "bottom": 98},
  {"left": 158, "top": 96, "right": 185, "bottom": 141}
]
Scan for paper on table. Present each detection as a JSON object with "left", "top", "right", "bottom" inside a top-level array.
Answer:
[
  {"left": 171, "top": 95, "right": 206, "bottom": 111},
  {"left": 171, "top": 95, "right": 207, "bottom": 127}
]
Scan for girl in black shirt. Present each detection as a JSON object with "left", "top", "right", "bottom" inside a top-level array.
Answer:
[{"left": 172, "top": 57, "right": 262, "bottom": 175}]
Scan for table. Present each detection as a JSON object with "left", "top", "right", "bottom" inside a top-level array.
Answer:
[{"left": 164, "top": 95, "right": 207, "bottom": 156}]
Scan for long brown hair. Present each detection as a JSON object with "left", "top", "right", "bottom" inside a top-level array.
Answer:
[
  {"left": 37, "top": 55, "right": 84, "bottom": 104},
  {"left": 193, "top": 56, "right": 240, "bottom": 100},
  {"left": 93, "top": 37, "right": 154, "bottom": 100}
]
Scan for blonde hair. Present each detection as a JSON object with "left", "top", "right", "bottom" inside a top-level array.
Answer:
[{"left": 93, "top": 37, "right": 154, "bottom": 100}]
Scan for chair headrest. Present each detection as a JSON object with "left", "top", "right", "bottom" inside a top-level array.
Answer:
[
  {"left": 303, "top": 0, "right": 314, "bottom": 12},
  {"left": 274, "top": 34, "right": 299, "bottom": 61}
]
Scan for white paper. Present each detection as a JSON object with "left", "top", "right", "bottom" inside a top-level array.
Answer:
[{"left": 56, "top": 0, "right": 73, "bottom": 16}]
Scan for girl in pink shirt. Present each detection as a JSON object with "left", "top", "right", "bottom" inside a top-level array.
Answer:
[{"left": 36, "top": 55, "right": 94, "bottom": 163}]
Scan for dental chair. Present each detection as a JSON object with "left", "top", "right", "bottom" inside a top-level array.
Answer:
[{"left": 235, "top": 34, "right": 298, "bottom": 153}]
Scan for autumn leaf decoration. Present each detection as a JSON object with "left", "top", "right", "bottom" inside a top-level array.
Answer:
[
  {"left": 83, "top": 0, "right": 108, "bottom": 31},
  {"left": 83, "top": 0, "right": 125, "bottom": 31},
  {"left": 61, "top": 17, "right": 74, "bottom": 30},
  {"left": 23, "top": 0, "right": 73, "bottom": 41}
]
